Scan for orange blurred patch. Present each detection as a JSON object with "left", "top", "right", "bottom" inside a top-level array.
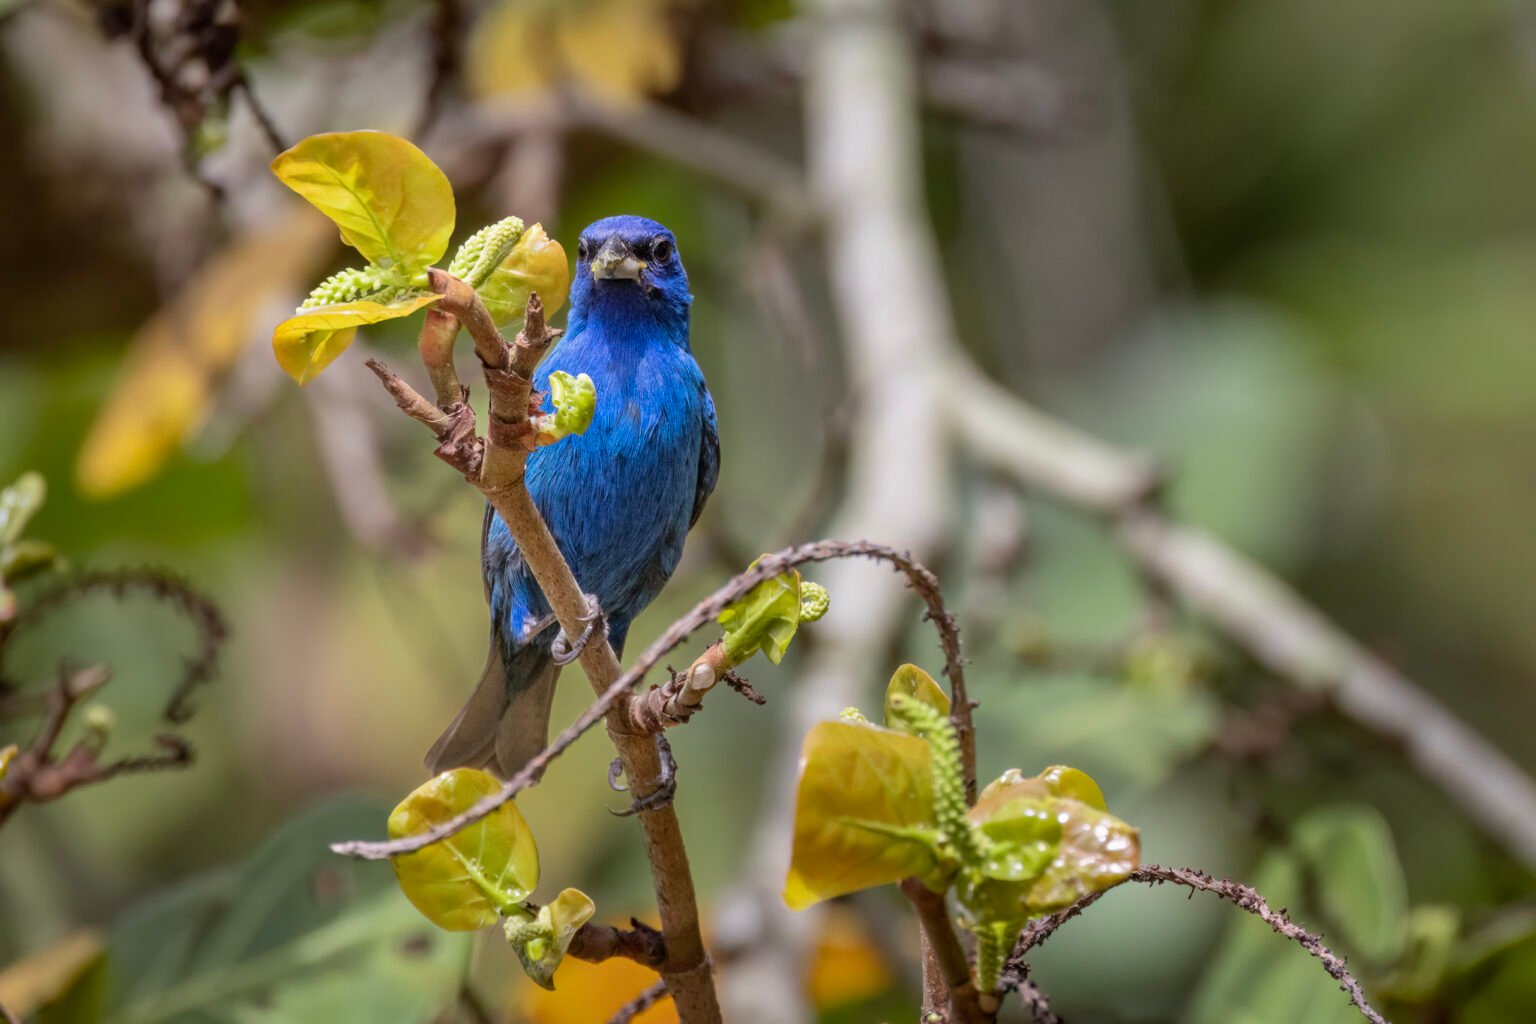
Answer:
[
  {"left": 808, "top": 905, "right": 893, "bottom": 1011},
  {"left": 521, "top": 953, "right": 679, "bottom": 1024}
]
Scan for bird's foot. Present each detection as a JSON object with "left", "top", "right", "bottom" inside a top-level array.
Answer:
[
  {"left": 610, "top": 734, "right": 677, "bottom": 817},
  {"left": 550, "top": 593, "right": 607, "bottom": 666}
]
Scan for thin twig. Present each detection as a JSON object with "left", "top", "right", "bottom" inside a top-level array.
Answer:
[
  {"left": 413, "top": 0, "right": 463, "bottom": 141},
  {"left": 2, "top": 569, "right": 227, "bottom": 723},
  {"left": 609, "top": 979, "right": 671, "bottom": 1024},
  {"left": 1010, "top": 866, "right": 1389, "bottom": 1024},
  {"left": 234, "top": 72, "right": 286, "bottom": 153}
]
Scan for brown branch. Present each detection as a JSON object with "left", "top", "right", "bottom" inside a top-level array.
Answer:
[
  {"left": 900, "top": 878, "right": 995, "bottom": 1023},
  {"left": 609, "top": 980, "right": 671, "bottom": 1024},
  {"left": 1009, "top": 866, "right": 1389, "bottom": 1024},
  {"left": 0, "top": 666, "right": 192, "bottom": 828},
  {"left": 528, "top": 909, "right": 666, "bottom": 969},
  {"left": 358, "top": 281, "right": 719, "bottom": 1021}
]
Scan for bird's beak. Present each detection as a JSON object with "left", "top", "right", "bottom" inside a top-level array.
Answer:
[{"left": 590, "top": 238, "right": 646, "bottom": 281}]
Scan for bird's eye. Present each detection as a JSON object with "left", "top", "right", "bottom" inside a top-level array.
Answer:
[
  {"left": 577, "top": 239, "right": 591, "bottom": 260},
  {"left": 651, "top": 238, "right": 673, "bottom": 262}
]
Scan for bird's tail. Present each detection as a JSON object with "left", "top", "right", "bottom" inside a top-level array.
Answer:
[{"left": 424, "top": 635, "right": 559, "bottom": 780}]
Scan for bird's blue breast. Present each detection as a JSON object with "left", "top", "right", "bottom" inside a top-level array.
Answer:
[{"left": 484, "top": 315, "right": 707, "bottom": 654}]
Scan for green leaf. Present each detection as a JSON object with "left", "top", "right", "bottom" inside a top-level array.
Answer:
[
  {"left": 783, "top": 719, "right": 944, "bottom": 910},
  {"left": 540, "top": 371, "right": 597, "bottom": 441},
  {"left": 40, "top": 798, "right": 472, "bottom": 1024},
  {"left": 958, "top": 766, "right": 1137, "bottom": 923},
  {"left": 507, "top": 888, "right": 597, "bottom": 990},
  {"left": 476, "top": 222, "right": 571, "bottom": 326},
  {"left": 1291, "top": 803, "right": 1409, "bottom": 966},
  {"left": 1380, "top": 905, "right": 1459, "bottom": 1003},
  {"left": 0, "top": 471, "right": 45, "bottom": 545},
  {"left": 388, "top": 768, "right": 540, "bottom": 932},
  {"left": 719, "top": 563, "right": 820, "bottom": 667},
  {"left": 884, "top": 664, "right": 951, "bottom": 733},
  {"left": 272, "top": 293, "right": 440, "bottom": 385},
  {"left": 271, "top": 131, "right": 455, "bottom": 271}
]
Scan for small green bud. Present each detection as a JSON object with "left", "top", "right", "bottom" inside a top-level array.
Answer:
[
  {"left": 838, "top": 707, "right": 869, "bottom": 723},
  {"left": 798, "top": 581, "right": 830, "bottom": 623},
  {"left": 887, "top": 693, "right": 980, "bottom": 866}
]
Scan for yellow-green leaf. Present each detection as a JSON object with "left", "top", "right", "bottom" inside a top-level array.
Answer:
[
  {"left": 884, "top": 664, "right": 950, "bottom": 733},
  {"left": 510, "top": 888, "right": 597, "bottom": 990},
  {"left": 539, "top": 371, "right": 596, "bottom": 441},
  {"left": 960, "top": 766, "right": 1138, "bottom": 921},
  {"left": 783, "top": 720, "right": 943, "bottom": 910},
  {"left": 272, "top": 293, "right": 440, "bottom": 385},
  {"left": 387, "top": 768, "right": 539, "bottom": 932},
  {"left": 719, "top": 563, "right": 808, "bottom": 667},
  {"left": 478, "top": 222, "right": 570, "bottom": 327},
  {"left": 0, "top": 472, "right": 45, "bottom": 545},
  {"left": 272, "top": 131, "right": 455, "bottom": 271}
]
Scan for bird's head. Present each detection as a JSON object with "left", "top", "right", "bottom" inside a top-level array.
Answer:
[{"left": 568, "top": 215, "right": 691, "bottom": 338}]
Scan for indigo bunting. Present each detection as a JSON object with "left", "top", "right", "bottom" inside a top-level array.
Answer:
[{"left": 427, "top": 215, "right": 719, "bottom": 778}]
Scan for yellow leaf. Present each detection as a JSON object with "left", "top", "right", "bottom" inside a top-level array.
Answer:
[
  {"left": 272, "top": 293, "right": 440, "bottom": 385},
  {"left": 468, "top": 0, "right": 683, "bottom": 104},
  {"left": 388, "top": 768, "right": 540, "bottom": 932},
  {"left": 272, "top": 131, "right": 455, "bottom": 271},
  {"left": 884, "top": 663, "right": 950, "bottom": 730},
  {"left": 808, "top": 906, "right": 894, "bottom": 1010},
  {"left": 75, "top": 209, "right": 333, "bottom": 498},
  {"left": 478, "top": 222, "right": 570, "bottom": 326},
  {"left": 0, "top": 930, "right": 103, "bottom": 1017},
  {"left": 783, "top": 720, "right": 941, "bottom": 911}
]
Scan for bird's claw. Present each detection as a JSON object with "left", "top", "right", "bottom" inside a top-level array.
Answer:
[
  {"left": 611, "top": 734, "right": 677, "bottom": 817},
  {"left": 550, "top": 593, "right": 607, "bottom": 666}
]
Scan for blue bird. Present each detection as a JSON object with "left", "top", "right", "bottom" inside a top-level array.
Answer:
[{"left": 426, "top": 215, "right": 719, "bottom": 778}]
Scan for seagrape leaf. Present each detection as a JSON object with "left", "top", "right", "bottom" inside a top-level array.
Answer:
[
  {"left": 509, "top": 888, "right": 597, "bottom": 990},
  {"left": 783, "top": 719, "right": 943, "bottom": 910},
  {"left": 388, "top": 768, "right": 539, "bottom": 931},
  {"left": 0, "top": 472, "right": 45, "bottom": 545},
  {"left": 1291, "top": 803, "right": 1409, "bottom": 966},
  {"left": 539, "top": 371, "right": 596, "bottom": 441},
  {"left": 884, "top": 664, "right": 950, "bottom": 733},
  {"left": 272, "top": 131, "right": 455, "bottom": 271},
  {"left": 719, "top": 564, "right": 813, "bottom": 667},
  {"left": 478, "top": 223, "right": 570, "bottom": 327},
  {"left": 272, "top": 293, "right": 440, "bottom": 385},
  {"left": 76, "top": 208, "right": 334, "bottom": 498},
  {"left": 38, "top": 798, "right": 472, "bottom": 1024},
  {"left": 959, "top": 766, "right": 1137, "bottom": 923}
]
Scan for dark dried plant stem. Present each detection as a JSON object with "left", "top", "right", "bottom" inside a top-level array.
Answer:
[{"left": 1010, "top": 866, "right": 1389, "bottom": 1024}]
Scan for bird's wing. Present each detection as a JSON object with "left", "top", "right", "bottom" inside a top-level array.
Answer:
[
  {"left": 481, "top": 502, "right": 497, "bottom": 603},
  {"left": 690, "top": 389, "right": 720, "bottom": 528}
]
